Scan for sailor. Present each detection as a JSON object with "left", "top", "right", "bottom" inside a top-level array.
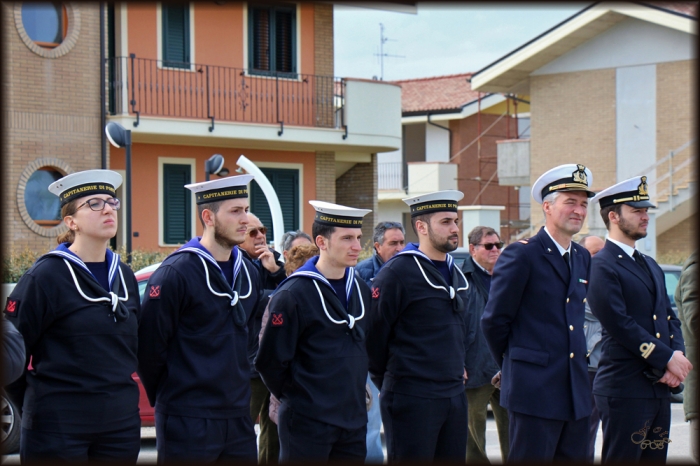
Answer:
[
  {"left": 255, "top": 201, "right": 372, "bottom": 461},
  {"left": 366, "top": 190, "right": 471, "bottom": 462},
  {"left": 138, "top": 174, "right": 262, "bottom": 463},
  {"left": 588, "top": 176, "right": 691, "bottom": 462},
  {"left": 481, "top": 164, "right": 595, "bottom": 461},
  {"left": 5, "top": 170, "right": 141, "bottom": 462}
]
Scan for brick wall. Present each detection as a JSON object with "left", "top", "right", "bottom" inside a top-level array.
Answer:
[
  {"left": 451, "top": 113, "right": 521, "bottom": 240},
  {"left": 3, "top": 3, "right": 103, "bottom": 254},
  {"left": 313, "top": 3, "right": 333, "bottom": 77},
  {"left": 657, "top": 216, "right": 697, "bottom": 262},
  {"left": 315, "top": 151, "right": 336, "bottom": 204},
  {"left": 335, "top": 155, "right": 378, "bottom": 245},
  {"left": 530, "top": 69, "right": 617, "bottom": 227}
]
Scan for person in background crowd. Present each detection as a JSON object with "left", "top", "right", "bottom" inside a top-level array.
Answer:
[
  {"left": 462, "top": 226, "right": 509, "bottom": 463},
  {"left": 5, "top": 170, "right": 141, "bottom": 462},
  {"left": 240, "top": 213, "right": 286, "bottom": 290},
  {"left": 139, "top": 175, "right": 262, "bottom": 463},
  {"left": 367, "top": 190, "right": 471, "bottom": 462},
  {"left": 589, "top": 176, "right": 691, "bottom": 463},
  {"left": 256, "top": 201, "right": 372, "bottom": 461},
  {"left": 280, "top": 230, "right": 313, "bottom": 263},
  {"left": 355, "top": 221, "right": 406, "bottom": 463},
  {"left": 676, "top": 249, "right": 698, "bottom": 462},
  {"left": 578, "top": 235, "right": 606, "bottom": 462},
  {"left": 482, "top": 164, "right": 595, "bottom": 461}
]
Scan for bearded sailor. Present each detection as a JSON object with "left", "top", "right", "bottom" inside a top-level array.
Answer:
[
  {"left": 366, "top": 190, "right": 471, "bottom": 462},
  {"left": 5, "top": 170, "right": 141, "bottom": 462},
  {"left": 255, "top": 201, "right": 372, "bottom": 462},
  {"left": 138, "top": 174, "right": 263, "bottom": 463}
]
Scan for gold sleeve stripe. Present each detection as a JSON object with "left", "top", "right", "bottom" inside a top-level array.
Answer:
[{"left": 640, "top": 342, "right": 656, "bottom": 359}]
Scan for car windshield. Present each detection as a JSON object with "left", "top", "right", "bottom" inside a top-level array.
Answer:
[
  {"left": 664, "top": 270, "right": 680, "bottom": 308},
  {"left": 138, "top": 281, "right": 148, "bottom": 300}
]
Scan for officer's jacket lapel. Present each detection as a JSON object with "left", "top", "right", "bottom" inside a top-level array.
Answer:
[
  {"left": 566, "top": 246, "right": 584, "bottom": 297},
  {"left": 607, "top": 242, "right": 655, "bottom": 293},
  {"left": 538, "top": 228, "right": 570, "bottom": 284}
]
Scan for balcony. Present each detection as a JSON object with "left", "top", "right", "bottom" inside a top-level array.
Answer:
[
  {"left": 106, "top": 56, "right": 401, "bottom": 153},
  {"left": 378, "top": 162, "right": 403, "bottom": 191},
  {"left": 496, "top": 138, "right": 530, "bottom": 186}
]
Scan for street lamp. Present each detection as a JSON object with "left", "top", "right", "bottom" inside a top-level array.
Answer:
[
  {"left": 105, "top": 122, "right": 133, "bottom": 263},
  {"left": 205, "top": 154, "right": 229, "bottom": 181}
]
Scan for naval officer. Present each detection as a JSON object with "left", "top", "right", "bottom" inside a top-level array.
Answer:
[
  {"left": 481, "top": 164, "right": 595, "bottom": 461},
  {"left": 138, "top": 175, "right": 262, "bottom": 463},
  {"left": 588, "top": 176, "right": 691, "bottom": 462},
  {"left": 255, "top": 201, "right": 372, "bottom": 462},
  {"left": 367, "top": 190, "right": 471, "bottom": 462}
]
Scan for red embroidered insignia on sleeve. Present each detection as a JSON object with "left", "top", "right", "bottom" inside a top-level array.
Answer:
[
  {"left": 372, "top": 287, "right": 380, "bottom": 299},
  {"left": 271, "top": 313, "right": 284, "bottom": 326},
  {"left": 4, "top": 298, "right": 18, "bottom": 315},
  {"left": 149, "top": 285, "right": 161, "bottom": 299}
]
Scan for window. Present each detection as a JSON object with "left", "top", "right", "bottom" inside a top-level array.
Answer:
[
  {"left": 21, "top": 2, "right": 67, "bottom": 49},
  {"left": 25, "top": 168, "right": 63, "bottom": 226},
  {"left": 250, "top": 168, "right": 299, "bottom": 245},
  {"left": 163, "top": 164, "right": 192, "bottom": 244},
  {"left": 162, "top": 3, "right": 190, "bottom": 69},
  {"left": 248, "top": 4, "right": 296, "bottom": 76}
]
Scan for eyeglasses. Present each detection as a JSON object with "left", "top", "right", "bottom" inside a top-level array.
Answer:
[
  {"left": 78, "top": 198, "right": 121, "bottom": 211},
  {"left": 248, "top": 226, "right": 267, "bottom": 237},
  {"left": 474, "top": 241, "right": 504, "bottom": 250}
]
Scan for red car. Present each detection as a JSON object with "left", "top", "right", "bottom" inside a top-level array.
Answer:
[{"left": 133, "top": 262, "right": 163, "bottom": 427}]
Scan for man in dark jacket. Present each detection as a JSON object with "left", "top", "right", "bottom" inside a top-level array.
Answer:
[
  {"left": 355, "top": 221, "right": 405, "bottom": 288},
  {"left": 462, "top": 226, "right": 508, "bottom": 463},
  {"left": 2, "top": 314, "right": 25, "bottom": 386},
  {"left": 240, "top": 213, "right": 286, "bottom": 290}
]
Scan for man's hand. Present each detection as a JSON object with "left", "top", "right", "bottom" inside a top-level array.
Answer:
[
  {"left": 666, "top": 350, "right": 693, "bottom": 382},
  {"left": 463, "top": 368, "right": 468, "bottom": 385},
  {"left": 255, "top": 244, "right": 281, "bottom": 273},
  {"left": 658, "top": 370, "right": 681, "bottom": 387},
  {"left": 491, "top": 371, "right": 501, "bottom": 389}
]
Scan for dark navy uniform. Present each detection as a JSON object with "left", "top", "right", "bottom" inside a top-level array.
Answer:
[
  {"left": 367, "top": 243, "right": 470, "bottom": 461},
  {"left": 589, "top": 240, "right": 684, "bottom": 462},
  {"left": 481, "top": 227, "right": 592, "bottom": 461},
  {"left": 138, "top": 238, "right": 261, "bottom": 463},
  {"left": 5, "top": 245, "right": 141, "bottom": 462},
  {"left": 255, "top": 256, "right": 370, "bottom": 461}
]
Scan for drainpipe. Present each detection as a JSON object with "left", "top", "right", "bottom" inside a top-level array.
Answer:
[
  {"left": 427, "top": 112, "right": 452, "bottom": 161},
  {"left": 100, "top": 2, "right": 106, "bottom": 169}
]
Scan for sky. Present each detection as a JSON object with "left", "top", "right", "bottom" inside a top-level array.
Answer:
[{"left": 334, "top": 2, "right": 591, "bottom": 81}]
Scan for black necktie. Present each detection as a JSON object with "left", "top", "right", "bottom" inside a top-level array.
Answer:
[
  {"left": 633, "top": 250, "right": 651, "bottom": 278},
  {"left": 563, "top": 251, "right": 571, "bottom": 270}
]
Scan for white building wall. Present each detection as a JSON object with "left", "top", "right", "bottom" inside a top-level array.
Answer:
[{"left": 425, "top": 122, "right": 450, "bottom": 162}]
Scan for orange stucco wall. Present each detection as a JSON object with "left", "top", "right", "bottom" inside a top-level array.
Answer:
[
  {"left": 109, "top": 144, "right": 317, "bottom": 251},
  {"left": 126, "top": 2, "right": 315, "bottom": 74}
]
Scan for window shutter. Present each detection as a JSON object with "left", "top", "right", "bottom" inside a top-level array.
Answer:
[
  {"left": 249, "top": 168, "right": 299, "bottom": 246},
  {"left": 275, "top": 9, "right": 294, "bottom": 73},
  {"left": 162, "top": 4, "right": 190, "bottom": 68},
  {"left": 163, "top": 164, "right": 192, "bottom": 244},
  {"left": 251, "top": 7, "right": 270, "bottom": 71}
]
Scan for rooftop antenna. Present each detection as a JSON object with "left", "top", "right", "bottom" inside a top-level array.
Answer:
[{"left": 373, "top": 23, "right": 404, "bottom": 81}]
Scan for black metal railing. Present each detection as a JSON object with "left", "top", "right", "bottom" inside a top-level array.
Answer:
[{"left": 107, "top": 55, "right": 344, "bottom": 132}]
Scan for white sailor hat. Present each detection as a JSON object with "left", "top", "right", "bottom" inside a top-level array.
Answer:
[
  {"left": 309, "top": 200, "right": 371, "bottom": 227},
  {"left": 402, "top": 190, "right": 464, "bottom": 217},
  {"left": 531, "top": 164, "right": 595, "bottom": 204},
  {"left": 185, "top": 174, "right": 254, "bottom": 205},
  {"left": 592, "top": 176, "right": 656, "bottom": 209},
  {"left": 48, "top": 169, "right": 122, "bottom": 207}
]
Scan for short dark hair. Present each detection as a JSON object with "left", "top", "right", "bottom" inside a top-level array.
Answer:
[
  {"left": 373, "top": 221, "right": 405, "bottom": 246},
  {"left": 411, "top": 212, "right": 435, "bottom": 236},
  {"left": 197, "top": 201, "right": 223, "bottom": 227},
  {"left": 599, "top": 204, "right": 622, "bottom": 230},
  {"left": 468, "top": 226, "right": 499, "bottom": 246},
  {"left": 281, "top": 230, "right": 313, "bottom": 252},
  {"left": 311, "top": 222, "right": 336, "bottom": 246}
]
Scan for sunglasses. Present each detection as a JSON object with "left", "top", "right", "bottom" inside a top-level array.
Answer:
[
  {"left": 248, "top": 226, "right": 267, "bottom": 237},
  {"left": 474, "top": 241, "right": 504, "bottom": 250}
]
